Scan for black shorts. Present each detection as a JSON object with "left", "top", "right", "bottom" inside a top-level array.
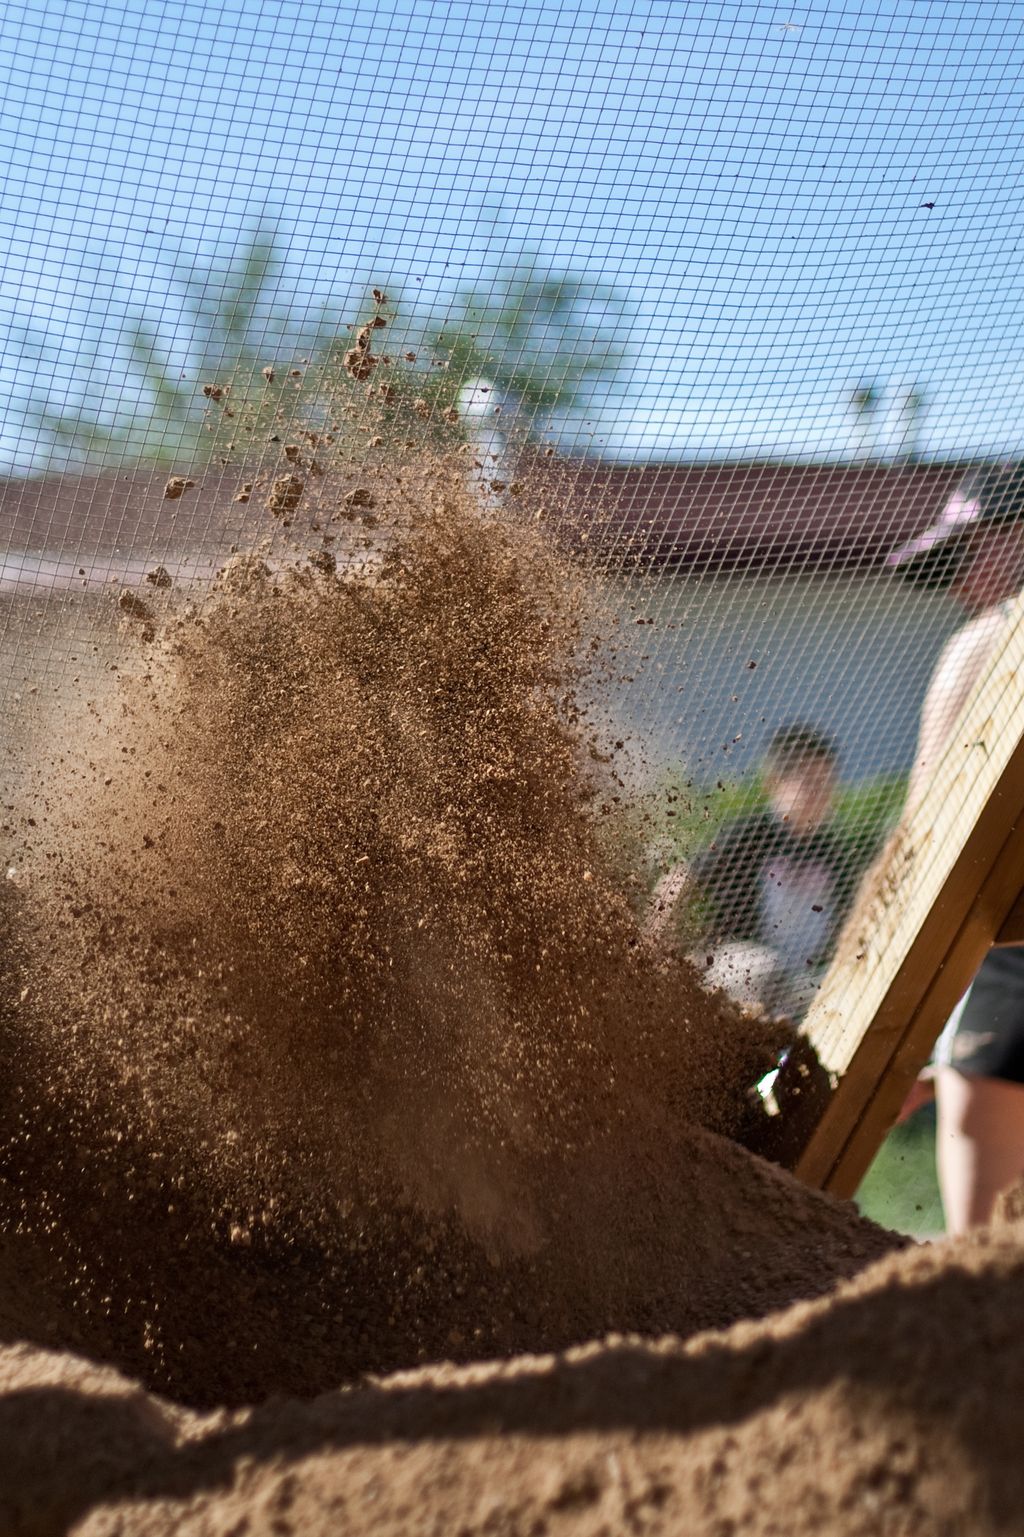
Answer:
[{"left": 934, "top": 948, "right": 1024, "bottom": 1084}]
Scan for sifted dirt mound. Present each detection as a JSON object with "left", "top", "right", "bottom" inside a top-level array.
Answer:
[
  {"left": 0, "top": 1109, "right": 896, "bottom": 1409},
  {"left": 4, "top": 1220, "right": 1024, "bottom": 1537}
]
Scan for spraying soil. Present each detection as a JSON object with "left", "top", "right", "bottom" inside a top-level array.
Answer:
[
  {"left": 9, "top": 428, "right": 987, "bottom": 1537},
  {"left": 0, "top": 452, "right": 900, "bottom": 1416}
]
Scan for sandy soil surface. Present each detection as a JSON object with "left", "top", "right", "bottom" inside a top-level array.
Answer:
[{"left": 4, "top": 1215, "right": 1024, "bottom": 1537}]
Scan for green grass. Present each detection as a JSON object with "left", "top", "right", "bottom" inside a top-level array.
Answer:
[{"left": 855, "top": 1105, "right": 945, "bottom": 1237}]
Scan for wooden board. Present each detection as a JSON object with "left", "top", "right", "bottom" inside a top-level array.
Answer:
[
  {"left": 995, "top": 886, "right": 1024, "bottom": 945},
  {"left": 785, "top": 594, "right": 1024, "bottom": 1197}
]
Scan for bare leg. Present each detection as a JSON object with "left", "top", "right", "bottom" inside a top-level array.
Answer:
[{"left": 934, "top": 1066, "right": 1024, "bottom": 1234}]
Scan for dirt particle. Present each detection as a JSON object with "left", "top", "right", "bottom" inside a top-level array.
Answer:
[
  {"left": 117, "top": 591, "right": 154, "bottom": 624},
  {"left": 163, "top": 476, "right": 195, "bottom": 500},
  {"left": 268, "top": 475, "right": 305, "bottom": 515},
  {"left": 307, "top": 549, "right": 337, "bottom": 575},
  {"left": 344, "top": 488, "right": 375, "bottom": 510},
  {"left": 344, "top": 348, "right": 376, "bottom": 381}
]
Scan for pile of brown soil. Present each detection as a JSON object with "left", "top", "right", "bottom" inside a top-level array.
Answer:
[
  {"left": 4, "top": 1219, "right": 1024, "bottom": 1537},
  {"left": 0, "top": 1107, "right": 895, "bottom": 1409}
]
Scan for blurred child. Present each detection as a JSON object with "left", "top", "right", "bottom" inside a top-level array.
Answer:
[{"left": 646, "top": 724, "right": 856, "bottom": 1017}]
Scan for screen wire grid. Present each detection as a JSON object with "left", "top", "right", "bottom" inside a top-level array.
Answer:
[{"left": 3, "top": 0, "right": 1024, "bottom": 1029}]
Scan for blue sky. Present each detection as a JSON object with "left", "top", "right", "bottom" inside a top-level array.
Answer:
[{"left": 2, "top": 0, "right": 1024, "bottom": 468}]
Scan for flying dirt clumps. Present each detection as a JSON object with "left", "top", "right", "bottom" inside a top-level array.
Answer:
[
  {"left": 117, "top": 589, "right": 157, "bottom": 643},
  {"left": 343, "top": 315, "right": 387, "bottom": 381},
  {"left": 267, "top": 472, "right": 305, "bottom": 515},
  {"left": 0, "top": 461, "right": 897, "bottom": 1408},
  {"left": 162, "top": 475, "right": 194, "bottom": 500}
]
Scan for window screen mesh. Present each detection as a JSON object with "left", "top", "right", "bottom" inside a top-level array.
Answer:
[{"left": 4, "top": 1, "right": 1024, "bottom": 1035}]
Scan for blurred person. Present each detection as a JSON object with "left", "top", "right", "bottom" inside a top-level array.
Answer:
[
  {"left": 889, "top": 462, "right": 1024, "bottom": 1233},
  {"left": 646, "top": 724, "right": 857, "bottom": 1017}
]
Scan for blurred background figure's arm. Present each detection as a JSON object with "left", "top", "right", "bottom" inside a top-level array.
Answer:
[{"left": 906, "top": 610, "right": 1008, "bottom": 814}]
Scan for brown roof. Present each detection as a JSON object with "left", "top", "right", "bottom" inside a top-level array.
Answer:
[
  {"left": 2, "top": 458, "right": 967, "bottom": 578},
  {"left": 524, "top": 458, "right": 964, "bottom": 573},
  {"left": 0, "top": 467, "right": 253, "bottom": 558}
]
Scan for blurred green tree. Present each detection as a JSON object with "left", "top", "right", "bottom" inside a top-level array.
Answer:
[
  {"left": 17, "top": 240, "right": 630, "bottom": 470},
  {"left": 848, "top": 381, "right": 882, "bottom": 462},
  {"left": 440, "top": 259, "right": 629, "bottom": 410},
  {"left": 21, "top": 226, "right": 331, "bottom": 470},
  {"left": 324, "top": 256, "right": 631, "bottom": 441}
]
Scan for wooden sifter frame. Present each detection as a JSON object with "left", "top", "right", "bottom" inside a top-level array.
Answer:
[{"left": 784, "top": 593, "right": 1024, "bottom": 1198}]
